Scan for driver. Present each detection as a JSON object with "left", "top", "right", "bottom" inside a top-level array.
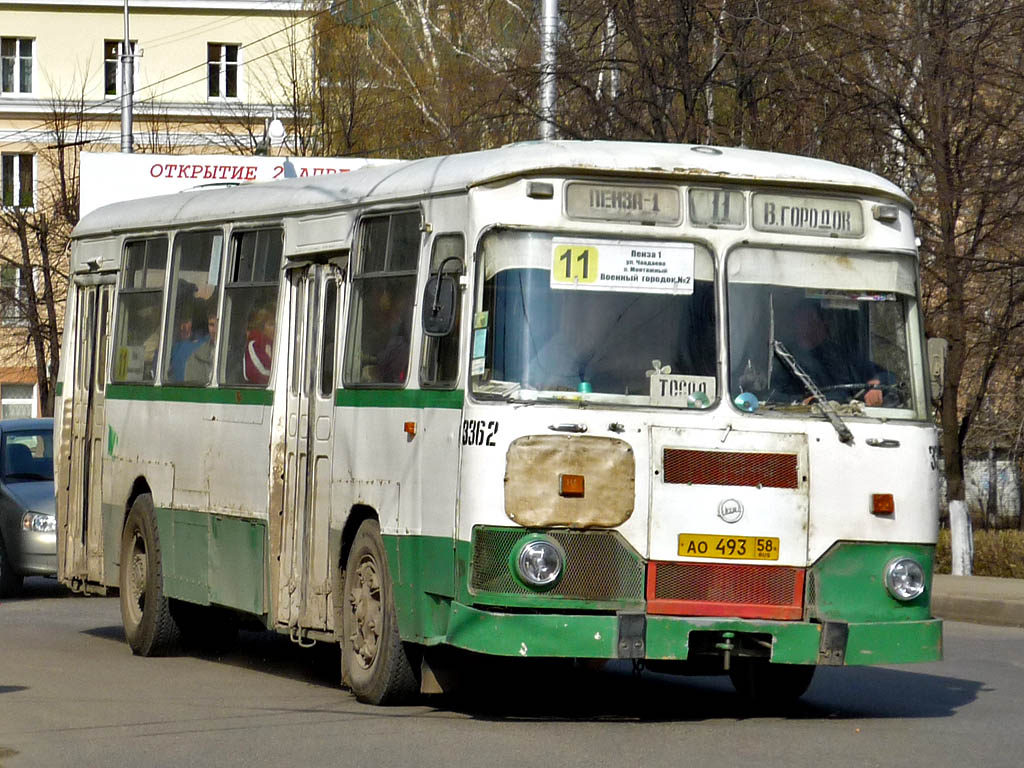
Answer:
[{"left": 775, "top": 302, "right": 886, "bottom": 406}]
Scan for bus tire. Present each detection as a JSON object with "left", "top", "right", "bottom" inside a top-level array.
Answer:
[
  {"left": 119, "top": 494, "right": 180, "bottom": 656},
  {"left": 728, "top": 659, "right": 815, "bottom": 708},
  {"left": 340, "top": 519, "right": 419, "bottom": 705},
  {"left": 0, "top": 534, "right": 24, "bottom": 598}
]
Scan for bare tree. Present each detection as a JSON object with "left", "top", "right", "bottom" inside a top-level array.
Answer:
[
  {"left": 798, "top": 1, "right": 1024, "bottom": 529},
  {"left": 0, "top": 79, "right": 108, "bottom": 414}
]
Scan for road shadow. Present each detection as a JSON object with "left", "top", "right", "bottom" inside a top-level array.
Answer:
[
  {"left": 70, "top": 621, "right": 984, "bottom": 722},
  {"left": 81, "top": 624, "right": 125, "bottom": 643},
  {"left": 435, "top": 658, "right": 984, "bottom": 722},
  {"left": 180, "top": 628, "right": 341, "bottom": 689},
  {"left": 2, "top": 577, "right": 73, "bottom": 601}
]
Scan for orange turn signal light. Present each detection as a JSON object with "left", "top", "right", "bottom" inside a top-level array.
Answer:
[
  {"left": 404, "top": 421, "right": 417, "bottom": 437},
  {"left": 559, "top": 473, "right": 585, "bottom": 498},
  {"left": 872, "top": 493, "right": 895, "bottom": 516}
]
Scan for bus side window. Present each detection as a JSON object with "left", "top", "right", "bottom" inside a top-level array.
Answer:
[
  {"left": 344, "top": 211, "right": 420, "bottom": 387},
  {"left": 111, "top": 237, "right": 167, "bottom": 384},
  {"left": 221, "top": 228, "right": 283, "bottom": 387},
  {"left": 420, "top": 233, "right": 464, "bottom": 388},
  {"left": 318, "top": 277, "right": 339, "bottom": 398},
  {"left": 164, "top": 230, "right": 222, "bottom": 385}
]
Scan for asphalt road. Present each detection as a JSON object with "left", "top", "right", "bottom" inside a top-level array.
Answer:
[{"left": 2, "top": 577, "right": 1023, "bottom": 768}]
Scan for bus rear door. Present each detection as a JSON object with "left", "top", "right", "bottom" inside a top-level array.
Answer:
[
  {"left": 59, "top": 281, "right": 114, "bottom": 589},
  {"left": 278, "top": 262, "right": 343, "bottom": 633}
]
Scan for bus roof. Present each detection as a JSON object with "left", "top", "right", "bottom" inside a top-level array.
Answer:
[{"left": 72, "top": 141, "right": 911, "bottom": 240}]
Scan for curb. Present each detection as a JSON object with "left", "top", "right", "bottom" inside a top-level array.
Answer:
[{"left": 932, "top": 574, "right": 1024, "bottom": 629}]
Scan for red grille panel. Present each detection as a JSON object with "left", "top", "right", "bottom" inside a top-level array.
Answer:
[
  {"left": 663, "top": 449, "right": 799, "bottom": 489},
  {"left": 647, "top": 561, "right": 804, "bottom": 620}
]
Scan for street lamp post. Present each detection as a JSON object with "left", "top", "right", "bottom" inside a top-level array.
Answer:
[{"left": 120, "top": 0, "right": 134, "bottom": 153}]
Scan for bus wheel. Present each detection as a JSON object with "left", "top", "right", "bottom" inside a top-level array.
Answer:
[
  {"left": 728, "top": 660, "right": 815, "bottom": 709},
  {"left": 340, "top": 519, "right": 419, "bottom": 705},
  {"left": 119, "top": 494, "right": 180, "bottom": 656}
]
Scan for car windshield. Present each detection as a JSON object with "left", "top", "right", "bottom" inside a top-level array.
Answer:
[
  {"left": 472, "top": 230, "right": 717, "bottom": 406},
  {"left": 727, "top": 247, "right": 925, "bottom": 419},
  {"left": 1, "top": 428, "right": 54, "bottom": 482}
]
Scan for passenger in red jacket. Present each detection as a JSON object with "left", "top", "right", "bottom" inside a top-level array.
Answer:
[{"left": 244, "top": 305, "right": 275, "bottom": 386}]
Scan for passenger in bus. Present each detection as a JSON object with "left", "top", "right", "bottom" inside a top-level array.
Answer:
[
  {"left": 775, "top": 301, "right": 888, "bottom": 406},
  {"left": 364, "top": 286, "right": 410, "bottom": 383},
  {"left": 184, "top": 301, "right": 218, "bottom": 383},
  {"left": 243, "top": 304, "right": 275, "bottom": 386},
  {"left": 167, "top": 292, "right": 206, "bottom": 382}
]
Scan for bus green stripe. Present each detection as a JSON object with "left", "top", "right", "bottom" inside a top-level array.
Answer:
[
  {"left": 106, "top": 384, "right": 274, "bottom": 405},
  {"left": 335, "top": 388, "right": 464, "bottom": 409},
  {"left": 103, "top": 385, "right": 464, "bottom": 408}
]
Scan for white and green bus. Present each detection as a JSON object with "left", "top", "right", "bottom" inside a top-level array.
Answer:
[{"left": 56, "top": 141, "right": 942, "bottom": 705}]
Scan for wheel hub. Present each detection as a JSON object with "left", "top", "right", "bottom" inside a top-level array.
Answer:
[
  {"left": 127, "top": 533, "right": 147, "bottom": 621},
  {"left": 347, "top": 554, "right": 382, "bottom": 669}
]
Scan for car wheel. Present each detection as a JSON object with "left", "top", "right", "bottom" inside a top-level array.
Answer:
[
  {"left": 340, "top": 519, "right": 419, "bottom": 705},
  {"left": 0, "top": 534, "right": 24, "bottom": 598},
  {"left": 119, "top": 493, "right": 179, "bottom": 655}
]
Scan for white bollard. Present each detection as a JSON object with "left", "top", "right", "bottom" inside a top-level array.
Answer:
[{"left": 949, "top": 499, "right": 974, "bottom": 576}]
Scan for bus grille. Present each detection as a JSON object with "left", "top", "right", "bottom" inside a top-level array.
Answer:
[
  {"left": 647, "top": 561, "right": 804, "bottom": 620},
  {"left": 470, "top": 526, "right": 645, "bottom": 603},
  {"left": 662, "top": 449, "right": 799, "bottom": 489}
]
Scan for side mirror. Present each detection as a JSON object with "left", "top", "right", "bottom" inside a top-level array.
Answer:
[
  {"left": 422, "top": 274, "right": 457, "bottom": 337},
  {"left": 927, "top": 337, "right": 947, "bottom": 404}
]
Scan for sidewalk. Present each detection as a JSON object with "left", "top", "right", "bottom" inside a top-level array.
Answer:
[{"left": 932, "top": 574, "right": 1024, "bottom": 628}]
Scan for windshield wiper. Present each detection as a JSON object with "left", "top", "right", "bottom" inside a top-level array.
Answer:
[{"left": 773, "top": 340, "right": 854, "bottom": 445}]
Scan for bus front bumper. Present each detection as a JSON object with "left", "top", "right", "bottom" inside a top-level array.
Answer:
[{"left": 445, "top": 603, "right": 943, "bottom": 666}]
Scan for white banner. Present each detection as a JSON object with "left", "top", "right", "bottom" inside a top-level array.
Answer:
[{"left": 80, "top": 152, "right": 397, "bottom": 218}]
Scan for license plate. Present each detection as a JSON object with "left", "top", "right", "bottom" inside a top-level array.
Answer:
[{"left": 677, "top": 534, "right": 780, "bottom": 561}]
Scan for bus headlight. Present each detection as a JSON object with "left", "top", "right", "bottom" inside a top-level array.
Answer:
[
  {"left": 512, "top": 536, "right": 565, "bottom": 590},
  {"left": 884, "top": 557, "right": 926, "bottom": 601}
]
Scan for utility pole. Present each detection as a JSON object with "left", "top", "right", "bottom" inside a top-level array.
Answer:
[
  {"left": 121, "top": 0, "right": 134, "bottom": 153},
  {"left": 539, "top": 0, "right": 557, "bottom": 140}
]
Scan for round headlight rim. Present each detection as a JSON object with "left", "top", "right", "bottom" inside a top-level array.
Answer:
[
  {"left": 509, "top": 534, "right": 566, "bottom": 592},
  {"left": 884, "top": 556, "right": 926, "bottom": 602}
]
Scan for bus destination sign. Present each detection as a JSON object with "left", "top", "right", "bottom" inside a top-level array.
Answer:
[
  {"left": 551, "top": 238, "right": 694, "bottom": 294},
  {"left": 752, "top": 193, "right": 864, "bottom": 238},
  {"left": 565, "top": 182, "right": 681, "bottom": 225}
]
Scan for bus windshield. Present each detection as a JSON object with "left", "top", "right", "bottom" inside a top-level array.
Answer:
[
  {"left": 473, "top": 230, "right": 716, "bottom": 404},
  {"left": 727, "top": 247, "right": 923, "bottom": 418}
]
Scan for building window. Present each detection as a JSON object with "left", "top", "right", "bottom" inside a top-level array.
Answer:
[
  {"left": 207, "top": 43, "right": 239, "bottom": 99},
  {"left": 104, "top": 39, "right": 138, "bottom": 96},
  {"left": 1, "top": 153, "right": 34, "bottom": 208},
  {"left": 0, "top": 264, "right": 30, "bottom": 323},
  {"left": 1, "top": 37, "right": 32, "bottom": 94},
  {"left": 0, "top": 383, "right": 36, "bottom": 419}
]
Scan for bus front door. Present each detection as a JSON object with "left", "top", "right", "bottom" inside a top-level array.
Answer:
[
  {"left": 278, "top": 263, "right": 342, "bottom": 633},
  {"left": 59, "top": 282, "right": 113, "bottom": 589}
]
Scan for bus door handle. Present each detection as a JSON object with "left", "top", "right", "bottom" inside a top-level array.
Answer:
[
  {"left": 548, "top": 423, "right": 588, "bottom": 433},
  {"left": 866, "top": 438, "right": 900, "bottom": 448}
]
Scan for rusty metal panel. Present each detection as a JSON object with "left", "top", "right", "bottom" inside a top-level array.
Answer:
[
  {"left": 663, "top": 449, "right": 799, "bottom": 489},
  {"left": 504, "top": 435, "right": 634, "bottom": 528},
  {"left": 647, "top": 560, "right": 804, "bottom": 620}
]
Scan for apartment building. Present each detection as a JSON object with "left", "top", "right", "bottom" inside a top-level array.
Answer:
[{"left": 0, "top": 0, "right": 311, "bottom": 416}]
